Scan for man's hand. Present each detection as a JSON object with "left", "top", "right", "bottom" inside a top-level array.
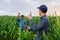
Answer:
[
  {"left": 17, "top": 12, "right": 20, "bottom": 17},
  {"left": 17, "top": 12, "right": 20, "bottom": 18},
  {"left": 28, "top": 12, "right": 32, "bottom": 20}
]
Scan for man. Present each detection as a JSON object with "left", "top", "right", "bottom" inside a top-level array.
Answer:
[
  {"left": 17, "top": 13, "right": 26, "bottom": 31},
  {"left": 27, "top": 5, "right": 50, "bottom": 40}
]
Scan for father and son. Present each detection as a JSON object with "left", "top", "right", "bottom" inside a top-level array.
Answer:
[{"left": 17, "top": 5, "right": 50, "bottom": 40}]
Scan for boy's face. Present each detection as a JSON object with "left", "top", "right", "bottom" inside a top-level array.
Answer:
[{"left": 38, "top": 10, "right": 42, "bottom": 16}]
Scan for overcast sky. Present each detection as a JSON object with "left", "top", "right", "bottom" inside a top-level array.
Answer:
[{"left": 0, "top": 0, "right": 60, "bottom": 16}]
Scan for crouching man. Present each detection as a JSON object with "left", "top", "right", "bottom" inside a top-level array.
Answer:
[{"left": 17, "top": 13, "right": 26, "bottom": 32}]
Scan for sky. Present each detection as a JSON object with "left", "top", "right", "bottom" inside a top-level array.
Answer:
[{"left": 0, "top": 0, "right": 60, "bottom": 16}]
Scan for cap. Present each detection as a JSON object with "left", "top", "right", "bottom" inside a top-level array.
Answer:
[{"left": 37, "top": 5, "right": 48, "bottom": 13}]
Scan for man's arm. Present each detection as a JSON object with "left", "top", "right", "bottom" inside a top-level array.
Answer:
[
  {"left": 17, "top": 13, "right": 21, "bottom": 22},
  {"left": 17, "top": 17, "right": 21, "bottom": 22},
  {"left": 24, "top": 20, "right": 26, "bottom": 25},
  {"left": 30, "top": 18, "right": 46, "bottom": 31}
]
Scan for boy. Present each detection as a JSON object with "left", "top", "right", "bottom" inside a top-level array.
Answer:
[{"left": 26, "top": 5, "right": 50, "bottom": 40}]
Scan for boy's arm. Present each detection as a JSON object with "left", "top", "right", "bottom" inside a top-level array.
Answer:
[{"left": 30, "top": 18, "right": 46, "bottom": 31}]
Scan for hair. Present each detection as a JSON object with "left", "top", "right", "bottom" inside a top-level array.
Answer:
[{"left": 21, "top": 15, "right": 24, "bottom": 17}]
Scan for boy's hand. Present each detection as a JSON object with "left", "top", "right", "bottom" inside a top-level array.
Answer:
[
  {"left": 25, "top": 26, "right": 31, "bottom": 30},
  {"left": 27, "top": 27, "right": 31, "bottom": 30}
]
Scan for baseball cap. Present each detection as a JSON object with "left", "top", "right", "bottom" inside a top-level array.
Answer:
[{"left": 37, "top": 5, "right": 48, "bottom": 13}]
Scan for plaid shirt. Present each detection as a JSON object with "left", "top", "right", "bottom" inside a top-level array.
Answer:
[{"left": 17, "top": 18, "right": 26, "bottom": 30}]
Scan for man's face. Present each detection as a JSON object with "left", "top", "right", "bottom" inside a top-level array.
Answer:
[{"left": 21, "top": 17, "right": 24, "bottom": 19}]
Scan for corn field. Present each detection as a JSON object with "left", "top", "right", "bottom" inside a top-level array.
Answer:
[{"left": 0, "top": 16, "right": 60, "bottom": 40}]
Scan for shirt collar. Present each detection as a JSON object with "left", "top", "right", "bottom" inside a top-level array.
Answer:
[{"left": 40, "top": 15, "right": 46, "bottom": 19}]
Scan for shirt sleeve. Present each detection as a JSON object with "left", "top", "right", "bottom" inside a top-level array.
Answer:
[
  {"left": 30, "top": 18, "right": 47, "bottom": 31},
  {"left": 17, "top": 17, "right": 21, "bottom": 22},
  {"left": 24, "top": 20, "right": 26, "bottom": 25}
]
